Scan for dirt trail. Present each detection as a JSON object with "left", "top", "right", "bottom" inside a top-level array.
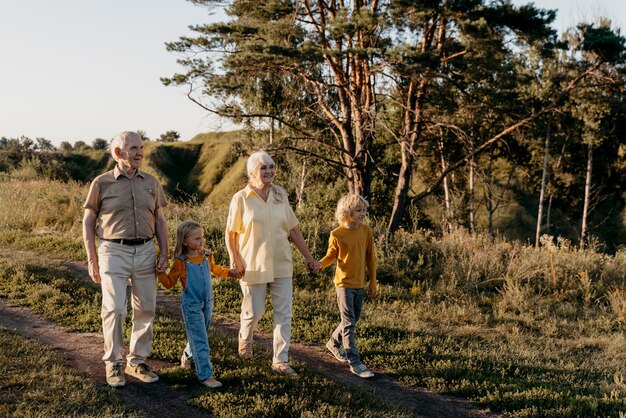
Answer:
[{"left": 0, "top": 257, "right": 498, "bottom": 418}]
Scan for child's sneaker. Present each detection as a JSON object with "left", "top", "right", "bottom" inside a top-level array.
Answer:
[
  {"left": 350, "top": 362, "right": 375, "bottom": 378},
  {"left": 180, "top": 354, "right": 193, "bottom": 369},
  {"left": 325, "top": 341, "right": 348, "bottom": 362},
  {"left": 201, "top": 376, "right": 222, "bottom": 388}
]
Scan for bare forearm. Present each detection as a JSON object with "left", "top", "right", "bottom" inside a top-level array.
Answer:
[
  {"left": 154, "top": 208, "right": 169, "bottom": 273},
  {"left": 225, "top": 231, "right": 240, "bottom": 266},
  {"left": 155, "top": 213, "right": 168, "bottom": 256},
  {"left": 82, "top": 210, "right": 97, "bottom": 261},
  {"left": 289, "top": 226, "right": 313, "bottom": 261},
  {"left": 82, "top": 209, "right": 101, "bottom": 283}
]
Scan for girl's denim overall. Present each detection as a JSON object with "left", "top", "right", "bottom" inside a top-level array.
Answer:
[{"left": 179, "top": 254, "right": 214, "bottom": 381}]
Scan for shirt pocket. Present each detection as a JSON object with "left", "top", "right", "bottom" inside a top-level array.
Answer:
[
  {"left": 101, "top": 187, "right": 126, "bottom": 211},
  {"left": 140, "top": 186, "right": 158, "bottom": 210}
]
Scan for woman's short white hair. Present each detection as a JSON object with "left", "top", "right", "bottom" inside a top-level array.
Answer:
[
  {"left": 246, "top": 150, "right": 275, "bottom": 180},
  {"left": 246, "top": 150, "right": 284, "bottom": 202},
  {"left": 110, "top": 131, "right": 140, "bottom": 161},
  {"left": 335, "top": 194, "right": 369, "bottom": 224}
]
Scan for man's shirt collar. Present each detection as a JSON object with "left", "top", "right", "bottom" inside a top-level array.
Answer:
[{"left": 114, "top": 164, "right": 145, "bottom": 179}]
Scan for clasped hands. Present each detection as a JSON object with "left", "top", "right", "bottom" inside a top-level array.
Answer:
[{"left": 306, "top": 258, "right": 322, "bottom": 273}]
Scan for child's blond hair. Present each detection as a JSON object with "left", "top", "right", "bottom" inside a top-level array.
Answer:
[
  {"left": 173, "top": 220, "right": 203, "bottom": 257},
  {"left": 335, "top": 194, "right": 369, "bottom": 225}
]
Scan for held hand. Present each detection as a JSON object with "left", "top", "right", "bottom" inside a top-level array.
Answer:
[
  {"left": 306, "top": 259, "right": 322, "bottom": 273},
  {"left": 156, "top": 255, "right": 169, "bottom": 273},
  {"left": 228, "top": 268, "right": 242, "bottom": 280},
  {"left": 88, "top": 259, "right": 101, "bottom": 284},
  {"left": 368, "top": 286, "right": 377, "bottom": 298},
  {"left": 231, "top": 260, "right": 245, "bottom": 278}
]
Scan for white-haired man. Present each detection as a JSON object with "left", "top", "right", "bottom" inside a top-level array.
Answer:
[{"left": 82, "top": 131, "right": 169, "bottom": 387}]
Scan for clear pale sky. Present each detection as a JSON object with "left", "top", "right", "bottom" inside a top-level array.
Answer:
[{"left": 1, "top": 1, "right": 624, "bottom": 146}]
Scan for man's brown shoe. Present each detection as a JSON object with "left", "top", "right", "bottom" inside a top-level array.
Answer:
[
  {"left": 238, "top": 339, "right": 253, "bottom": 360},
  {"left": 106, "top": 363, "right": 125, "bottom": 387},
  {"left": 125, "top": 362, "right": 159, "bottom": 383}
]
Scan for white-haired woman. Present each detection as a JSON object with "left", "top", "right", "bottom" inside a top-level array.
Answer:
[{"left": 225, "top": 150, "right": 320, "bottom": 374}]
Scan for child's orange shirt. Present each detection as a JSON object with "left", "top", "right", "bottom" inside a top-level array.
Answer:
[
  {"left": 158, "top": 252, "right": 231, "bottom": 290},
  {"left": 320, "top": 223, "right": 376, "bottom": 290}
]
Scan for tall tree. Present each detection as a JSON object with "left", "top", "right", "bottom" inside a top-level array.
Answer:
[
  {"left": 163, "top": 0, "right": 384, "bottom": 197},
  {"left": 384, "top": 0, "right": 559, "bottom": 233},
  {"left": 564, "top": 21, "right": 626, "bottom": 248},
  {"left": 164, "top": 0, "right": 621, "bottom": 237}
]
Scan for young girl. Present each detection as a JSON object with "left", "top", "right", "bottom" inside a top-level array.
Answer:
[
  {"left": 158, "top": 220, "right": 240, "bottom": 388},
  {"left": 319, "top": 194, "right": 377, "bottom": 378}
]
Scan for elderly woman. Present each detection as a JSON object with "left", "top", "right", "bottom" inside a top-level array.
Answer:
[{"left": 226, "top": 151, "right": 320, "bottom": 375}]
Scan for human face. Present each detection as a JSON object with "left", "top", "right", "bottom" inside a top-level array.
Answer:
[
  {"left": 116, "top": 134, "right": 144, "bottom": 170},
  {"left": 348, "top": 204, "right": 367, "bottom": 226},
  {"left": 183, "top": 227, "right": 205, "bottom": 255},
  {"left": 252, "top": 158, "right": 276, "bottom": 186}
]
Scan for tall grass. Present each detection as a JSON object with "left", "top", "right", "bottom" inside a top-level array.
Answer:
[{"left": 3, "top": 177, "right": 626, "bottom": 416}]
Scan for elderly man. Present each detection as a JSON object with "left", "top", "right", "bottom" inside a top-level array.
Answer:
[{"left": 82, "top": 131, "right": 169, "bottom": 388}]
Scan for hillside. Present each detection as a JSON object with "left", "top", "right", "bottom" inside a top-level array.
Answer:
[{"left": 144, "top": 131, "right": 247, "bottom": 206}]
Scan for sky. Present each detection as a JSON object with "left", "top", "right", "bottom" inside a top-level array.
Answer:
[{"left": 1, "top": 1, "right": 625, "bottom": 147}]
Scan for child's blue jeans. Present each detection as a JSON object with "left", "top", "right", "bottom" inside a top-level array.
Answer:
[
  {"left": 180, "top": 258, "right": 214, "bottom": 382},
  {"left": 328, "top": 287, "right": 365, "bottom": 366}
]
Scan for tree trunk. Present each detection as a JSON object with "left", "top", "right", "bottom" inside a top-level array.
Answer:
[
  {"left": 580, "top": 143, "right": 593, "bottom": 249},
  {"left": 388, "top": 77, "right": 428, "bottom": 235},
  {"left": 546, "top": 140, "right": 567, "bottom": 237},
  {"left": 485, "top": 153, "right": 494, "bottom": 235},
  {"left": 535, "top": 123, "right": 550, "bottom": 248},
  {"left": 296, "top": 157, "right": 307, "bottom": 209},
  {"left": 468, "top": 140, "right": 475, "bottom": 233},
  {"left": 440, "top": 136, "right": 453, "bottom": 233}
]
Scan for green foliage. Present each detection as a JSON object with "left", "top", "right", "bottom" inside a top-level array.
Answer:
[
  {"left": 92, "top": 138, "right": 109, "bottom": 150},
  {"left": 159, "top": 130, "right": 181, "bottom": 142},
  {"left": 5, "top": 176, "right": 626, "bottom": 416}
]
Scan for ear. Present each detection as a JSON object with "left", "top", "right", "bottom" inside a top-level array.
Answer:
[{"left": 113, "top": 146, "right": 123, "bottom": 158}]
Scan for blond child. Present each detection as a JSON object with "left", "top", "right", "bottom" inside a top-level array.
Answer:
[
  {"left": 319, "top": 194, "right": 377, "bottom": 378},
  {"left": 158, "top": 220, "right": 240, "bottom": 388}
]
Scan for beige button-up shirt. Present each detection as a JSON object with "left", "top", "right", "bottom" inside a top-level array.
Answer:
[
  {"left": 226, "top": 184, "right": 299, "bottom": 284},
  {"left": 83, "top": 166, "right": 168, "bottom": 239}
]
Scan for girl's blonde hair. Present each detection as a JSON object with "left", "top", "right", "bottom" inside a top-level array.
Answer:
[
  {"left": 335, "top": 194, "right": 369, "bottom": 225},
  {"left": 246, "top": 150, "right": 284, "bottom": 203},
  {"left": 173, "top": 220, "right": 202, "bottom": 257}
]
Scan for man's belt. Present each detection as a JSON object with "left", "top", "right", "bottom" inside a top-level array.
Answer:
[{"left": 101, "top": 238, "right": 153, "bottom": 246}]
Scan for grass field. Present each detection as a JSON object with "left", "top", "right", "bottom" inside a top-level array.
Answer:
[
  {"left": 0, "top": 326, "right": 142, "bottom": 417},
  {"left": 1, "top": 177, "right": 626, "bottom": 417}
]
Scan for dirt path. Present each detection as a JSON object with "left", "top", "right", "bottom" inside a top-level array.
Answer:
[
  {"left": 0, "top": 298, "right": 208, "bottom": 418},
  {"left": 0, "top": 257, "right": 498, "bottom": 418}
]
